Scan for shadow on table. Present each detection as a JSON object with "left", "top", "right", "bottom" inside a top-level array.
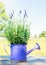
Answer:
[{"left": 0, "top": 56, "right": 46, "bottom": 65}]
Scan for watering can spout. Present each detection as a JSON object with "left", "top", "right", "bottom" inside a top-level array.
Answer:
[{"left": 27, "top": 43, "right": 40, "bottom": 55}]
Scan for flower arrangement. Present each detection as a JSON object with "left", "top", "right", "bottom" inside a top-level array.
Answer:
[{"left": 4, "top": 10, "right": 31, "bottom": 44}]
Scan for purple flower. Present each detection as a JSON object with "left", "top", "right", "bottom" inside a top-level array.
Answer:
[
  {"left": 9, "top": 10, "right": 14, "bottom": 19},
  {"left": 24, "top": 10, "right": 28, "bottom": 18},
  {"left": 19, "top": 10, "right": 22, "bottom": 14}
]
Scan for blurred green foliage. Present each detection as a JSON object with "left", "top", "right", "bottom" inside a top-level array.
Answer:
[
  {"left": 0, "top": 2, "right": 9, "bottom": 31},
  {"left": 39, "top": 31, "right": 46, "bottom": 37}
]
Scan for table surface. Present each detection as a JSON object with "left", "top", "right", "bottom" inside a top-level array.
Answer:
[{"left": 0, "top": 56, "right": 46, "bottom": 65}]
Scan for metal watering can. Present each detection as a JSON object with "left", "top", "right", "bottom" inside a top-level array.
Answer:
[{"left": 4, "top": 43, "right": 40, "bottom": 61}]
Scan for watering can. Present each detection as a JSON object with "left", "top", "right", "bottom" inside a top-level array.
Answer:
[{"left": 4, "top": 43, "right": 40, "bottom": 61}]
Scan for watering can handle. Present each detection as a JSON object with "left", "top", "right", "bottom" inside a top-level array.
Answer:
[{"left": 3, "top": 44, "right": 11, "bottom": 54}]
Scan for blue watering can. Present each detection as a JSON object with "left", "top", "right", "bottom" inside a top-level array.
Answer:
[{"left": 4, "top": 43, "right": 40, "bottom": 61}]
